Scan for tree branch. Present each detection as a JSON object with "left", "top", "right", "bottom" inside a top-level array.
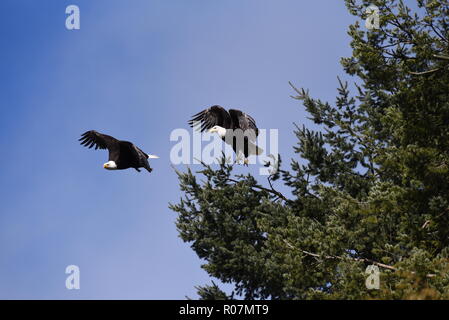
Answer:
[
  {"left": 409, "top": 67, "right": 442, "bottom": 75},
  {"left": 228, "top": 178, "right": 289, "bottom": 202},
  {"left": 283, "top": 240, "right": 436, "bottom": 278},
  {"left": 433, "top": 54, "right": 449, "bottom": 61}
]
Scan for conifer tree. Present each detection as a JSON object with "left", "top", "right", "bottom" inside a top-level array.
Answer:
[{"left": 170, "top": 0, "right": 449, "bottom": 299}]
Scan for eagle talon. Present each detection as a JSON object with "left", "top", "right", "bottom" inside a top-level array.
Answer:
[{"left": 235, "top": 154, "right": 245, "bottom": 165}]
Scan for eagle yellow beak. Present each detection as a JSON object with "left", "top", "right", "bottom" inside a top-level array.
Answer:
[
  {"left": 103, "top": 164, "right": 108, "bottom": 168},
  {"left": 208, "top": 128, "right": 216, "bottom": 133}
]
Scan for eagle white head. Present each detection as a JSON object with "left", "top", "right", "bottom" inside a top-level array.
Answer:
[
  {"left": 103, "top": 161, "right": 118, "bottom": 170},
  {"left": 208, "top": 125, "right": 227, "bottom": 138}
]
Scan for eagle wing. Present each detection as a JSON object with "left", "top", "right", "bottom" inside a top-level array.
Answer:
[
  {"left": 133, "top": 145, "right": 150, "bottom": 163},
  {"left": 120, "top": 142, "right": 152, "bottom": 171},
  {"left": 79, "top": 130, "right": 122, "bottom": 161},
  {"left": 229, "top": 109, "right": 259, "bottom": 141},
  {"left": 79, "top": 130, "right": 119, "bottom": 150},
  {"left": 188, "top": 105, "right": 232, "bottom": 132}
]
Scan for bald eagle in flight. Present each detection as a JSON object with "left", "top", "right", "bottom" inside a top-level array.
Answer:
[
  {"left": 188, "top": 105, "right": 263, "bottom": 164},
  {"left": 79, "top": 130, "right": 159, "bottom": 173}
]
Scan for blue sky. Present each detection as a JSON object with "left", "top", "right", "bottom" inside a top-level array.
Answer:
[{"left": 0, "top": 0, "right": 357, "bottom": 299}]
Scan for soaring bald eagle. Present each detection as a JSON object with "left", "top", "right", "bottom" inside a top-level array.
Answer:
[
  {"left": 79, "top": 130, "right": 159, "bottom": 173},
  {"left": 188, "top": 105, "right": 263, "bottom": 164}
]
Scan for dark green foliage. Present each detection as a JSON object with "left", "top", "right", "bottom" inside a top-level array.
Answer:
[
  {"left": 170, "top": 0, "right": 449, "bottom": 299},
  {"left": 195, "top": 281, "right": 232, "bottom": 300}
]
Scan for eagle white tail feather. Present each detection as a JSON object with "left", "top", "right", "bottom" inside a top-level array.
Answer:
[
  {"left": 147, "top": 154, "right": 159, "bottom": 159},
  {"left": 249, "top": 143, "right": 264, "bottom": 156}
]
